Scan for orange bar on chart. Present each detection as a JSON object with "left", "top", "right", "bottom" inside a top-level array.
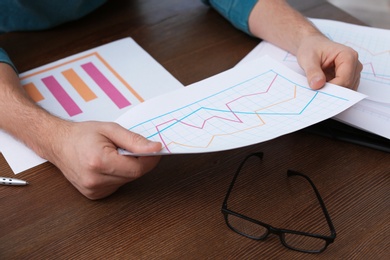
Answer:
[
  {"left": 62, "top": 68, "right": 97, "bottom": 102},
  {"left": 23, "top": 82, "right": 44, "bottom": 102}
]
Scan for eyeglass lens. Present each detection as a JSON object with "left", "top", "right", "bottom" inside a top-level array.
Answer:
[
  {"left": 226, "top": 213, "right": 268, "bottom": 239},
  {"left": 226, "top": 213, "right": 328, "bottom": 252},
  {"left": 282, "top": 232, "right": 327, "bottom": 252}
]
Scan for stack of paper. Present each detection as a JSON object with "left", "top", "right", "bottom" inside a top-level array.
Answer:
[{"left": 239, "top": 18, "right": 390, "bottom": 139}]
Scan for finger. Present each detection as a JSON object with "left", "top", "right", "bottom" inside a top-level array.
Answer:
[
  {"left": 328, "top": 66, "right": 354, "bottom": 89},
  {"left": 73, "top": 177, "right": 124, "bottom": 200},
  {"left": 76, "top": 155, "right": 155, "bottom": 199},
  {"left": 298, "top": 54, "right": 327, "bottom": 90},
  {"left": 78, "top": 123, "right": 160, "bottom": 180},
  {"left": 99, "top": 147, "right": 159, "bottom": 179},
  {"left": 328, "top": 51, "right": 360, "bottom": 89},
  {"left": 103, "top": 122, "right": 162, "bottom": 153},
  {"left": 352, "top": 76, "right": 360, "bottom": 91},
  {"left": 354, "top": 81, "right": 359, "bottom": 91},
  {"left": 352, "top": 60, "right": 363, "bottom": 91},
  {"left": 65, "top": 165, "right": 129, "bottom": 200}
]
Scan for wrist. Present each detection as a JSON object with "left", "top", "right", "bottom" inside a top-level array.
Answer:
[
  {"left": 248, "top": 0, "right": 324, "bottom": 55},
  {"left": 27, "top": 114, "right": 73, "bottom": 161},
  {"left": 0, "top": 63, "right": 74, "bottom": 161}
]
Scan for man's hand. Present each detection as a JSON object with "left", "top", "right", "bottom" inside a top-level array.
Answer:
[
  {"left": 0, "top": 63, "right": 161, "bottom": 200},
  {"left": 46, "top": 121, "right": 162, "bottom": 200},
  {"left": 248, "top": 0, "right": 362, "bottom": 91},
  {"left": 296, "top": 35, "right": 362, "bottom": 90}
]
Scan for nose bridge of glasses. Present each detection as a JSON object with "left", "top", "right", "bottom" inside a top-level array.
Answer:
[{"left": 268, "top": 225, "right": 284, "bottom": 236}]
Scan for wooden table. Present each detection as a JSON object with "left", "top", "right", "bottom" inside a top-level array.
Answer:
[{"left": 1, "top": 0, "right": 389, "bottom": 258}]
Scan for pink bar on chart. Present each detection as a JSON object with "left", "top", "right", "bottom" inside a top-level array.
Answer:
[
  {"left": 81, "top": 62, "right": 131, "bottom": 109},
  {"left": 42, "top": 76, "right": 83, "bottom": 117}
]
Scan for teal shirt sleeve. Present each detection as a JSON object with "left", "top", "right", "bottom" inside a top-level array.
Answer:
[
  {"left": 0, "top": 0, "right": 107, "bottom": 33},
  {"left": 202, "top": 0, "right": 258, "bottom": 35},
  {"left": 0, "top": 0, "right": 107, "bottom": 73},
  {"left": 0, "top": 48, "right": 18, "bottom": 73}
]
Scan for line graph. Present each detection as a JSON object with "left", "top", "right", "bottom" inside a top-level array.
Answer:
[
  {"left": 152, "top": 74, "right": 289, "bottom": 151},
  {"left": 117, "top": 57, "right": 363, "bottom": 155},
  {"left": 283, "top": 38, "right": 390, "bottom": 86},
  {"left": 279, "top": 19, "right": 390, "bottom": 103},
  {"left": 320, "top": 35, "right": 390, "bottom": 87},
  {"left": 345, "top": 42, "right": 390, "bottom": 85}
]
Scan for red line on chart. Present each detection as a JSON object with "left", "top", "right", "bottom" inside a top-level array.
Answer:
[
  {"left": 153, "top": 74, "right": 299, "bottom": 152},
  {"left": 335, "top": 41, "right": 390, "bottom": 82},
  {"left": 362, "top": 62, "right": 390, "bottom": 81},
  {"left": 283, "top": 41, "right": 390, "bottom": 82},
  {"left": 345, "top": 42, "right": 390, "bottom": 57}
]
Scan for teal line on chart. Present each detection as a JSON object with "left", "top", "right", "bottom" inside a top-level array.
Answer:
[{"left": 128, "top": 70, "right": 347, "bottom": 140}]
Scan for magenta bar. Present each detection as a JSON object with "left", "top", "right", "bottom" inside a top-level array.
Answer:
[
  {"left": 81, "top": 62, "right": 131, "bottom": 109},
  {"left": 42, "top": 76, "right": 82, "bottom": 117}
]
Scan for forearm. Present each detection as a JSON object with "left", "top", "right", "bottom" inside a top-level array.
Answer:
[
  {"left": 0, "top": 63, "right": 70, "bottom": 160},
  {"left": 248, "top": 0, "right": 323, "bottom": 55}
]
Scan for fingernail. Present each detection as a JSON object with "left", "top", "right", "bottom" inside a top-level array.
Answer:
[{"left": 310, "top": 76, "right": 323, "bottom": 89}]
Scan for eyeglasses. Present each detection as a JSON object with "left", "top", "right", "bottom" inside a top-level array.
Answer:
[{"left": 221, "top": 152, "right": 336, "bottom": 253}]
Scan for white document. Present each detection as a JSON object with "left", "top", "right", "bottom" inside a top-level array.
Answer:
[
  {"left": 116, "top": 56, "right": 365, "bottom": 155},
  {"left": 239, "top": 19, "right": 390, "bottom": 139},
  {"left": 0, "top": 37, "right": 183, "bottom": 174}
]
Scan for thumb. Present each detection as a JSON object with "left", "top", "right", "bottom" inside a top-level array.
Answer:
[
  {"left": 298, "top": 54, "right": 326, "bottom": 90},
  {"left": 302, "top": 65, "right": 326, "bottom": 90},
  {"left": 125, "top": 131, "right": 162, "bottom": 154},
  {"left": 105, "top": 123, "right": 162, "bottom": 153}
]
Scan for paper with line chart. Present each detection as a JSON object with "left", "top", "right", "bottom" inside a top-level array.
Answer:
[
  {"left": 239, "top": 19, "right": 390, "bottom": 139},
  {"left": 116, "top": 56, "right": 365, "bottom": 155},
  {"left": 0, "top": 37, "right": 183, "bottom": 174},
  {"left": 241, "top": 19, "right": 390, "bottom": 104}
]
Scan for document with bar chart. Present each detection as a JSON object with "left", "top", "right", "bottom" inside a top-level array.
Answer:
[
  {"left": 116, "top": 56, "right": 365, "bottom": 156},
  {"left": 0, "top": 37, "right": 183, "bottom": 174},
  {"left": 239, "top": 19, "right": 390, "bottom": 139}
]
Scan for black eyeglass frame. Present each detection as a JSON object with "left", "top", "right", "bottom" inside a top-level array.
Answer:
[{"left": 221, "top": 152, "right": 336, "bottom": 254}]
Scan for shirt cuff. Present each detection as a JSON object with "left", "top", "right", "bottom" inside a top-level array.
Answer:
[
  {"left": 0, "top": 48, "right": 18, "bottom": 73},
  {"left": 202, "top": 0, "right": 258, "bottom": 35}
]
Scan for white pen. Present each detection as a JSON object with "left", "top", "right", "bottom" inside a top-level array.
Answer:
[{"left": 0, "top": 177, "right": 29, "bottom": 186}]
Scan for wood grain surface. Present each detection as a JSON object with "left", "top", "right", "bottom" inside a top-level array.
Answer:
[{"left": 0, "top": 0, "right": 388, "bottom": 259}]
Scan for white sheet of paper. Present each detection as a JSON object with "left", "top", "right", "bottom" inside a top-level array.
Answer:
[
  {"left": 239, "top": 19, "right": 390, "bottom": 139},
  {"left": 115, "top": 56, "right": 366, "bottom": 155},
  {"left": 242, "top": 18, "right": 390, "bottom": 103},
  {"left": 0, "top": 37, "right": 183, "bottom": 174}
]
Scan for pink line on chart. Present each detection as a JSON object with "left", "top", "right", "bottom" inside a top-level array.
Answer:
[
  {"left": 345, "top": 42, "right": 390, "bottom": 57},
  {"left": 81, "top": 62, "right": 131, "bottom": 109},
  {"left": 363, "top": 62, "right": 390, "bottom": 81},
  {"left": 155, "top": 74, "right": 279, "bottom": 152},
  {"left": 42, "top": 76, "right": 82, "bottom": 116},
  {"left": 333, "top": 42, "right": 390, "bottom": 81}
]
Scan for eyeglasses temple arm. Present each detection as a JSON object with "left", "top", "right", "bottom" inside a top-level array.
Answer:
[
  {"left": 222, "top": 152, "right": 264, "bottom": 207},
  {"left": 287, "top": 170, "right": 337, "bottom": 239}
]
